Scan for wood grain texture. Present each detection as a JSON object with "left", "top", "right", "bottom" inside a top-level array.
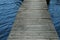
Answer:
[{"left": 8, "top": 0, "right": 59, "bottom": 40}]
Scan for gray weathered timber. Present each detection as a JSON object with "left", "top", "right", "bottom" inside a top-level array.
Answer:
[{"left": 8, "top": 0, "right": 59, "bottom": 40}]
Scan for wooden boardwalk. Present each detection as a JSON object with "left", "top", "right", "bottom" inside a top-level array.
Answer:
[{"left": 8, "top": 0, "right": 58, "bottom": 40}]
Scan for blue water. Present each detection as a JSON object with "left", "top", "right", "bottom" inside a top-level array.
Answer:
[
  {"left": 48, "top": 0, "right": 60, "bottom": 39},
  {"left": 0, "top": 0, "right": 23, "bottom": 40}
]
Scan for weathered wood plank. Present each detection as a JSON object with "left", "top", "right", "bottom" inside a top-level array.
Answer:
[{"left": 8, "top": 0, "right": 58, "bottom": 40}]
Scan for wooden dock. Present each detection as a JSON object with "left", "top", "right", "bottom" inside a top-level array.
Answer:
[{"left": 8, "top": 0, "right": 58, "bottom": 40}]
